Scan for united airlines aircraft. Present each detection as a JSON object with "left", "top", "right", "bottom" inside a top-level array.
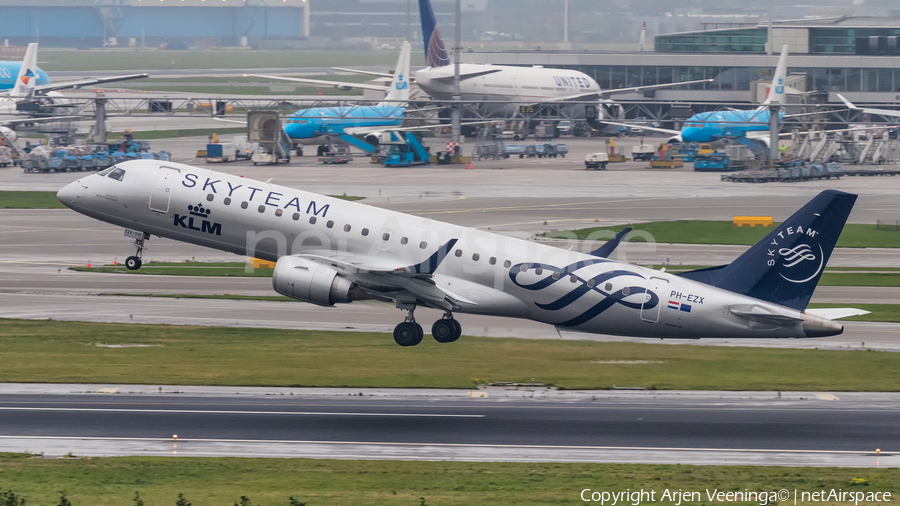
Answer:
[{"left": 59, "top": 164, "right": 861, "bottom": 346}]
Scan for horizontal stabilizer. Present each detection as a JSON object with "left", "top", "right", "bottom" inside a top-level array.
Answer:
[
  {"left": 805, "top": 307, "right": 870, "bottom": 320},
  {"left": 729, "top": 306, "right": 803, "bottom": 326}
]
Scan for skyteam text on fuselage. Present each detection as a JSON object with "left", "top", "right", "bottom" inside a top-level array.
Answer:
[{"left": 58, "top": 161, "right": 862, "bottom": 347}]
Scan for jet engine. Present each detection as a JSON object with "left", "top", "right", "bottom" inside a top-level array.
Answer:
[{"left": 272, "top": 255, "right": 370, "bottom": 306}]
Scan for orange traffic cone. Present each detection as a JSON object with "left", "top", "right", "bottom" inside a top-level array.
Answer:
[
  {"left": 87, "top": 261, "right": 92, "bottom": 268},
  {"left": 113, "top": 257, "right": 118, "bottom": 266}
]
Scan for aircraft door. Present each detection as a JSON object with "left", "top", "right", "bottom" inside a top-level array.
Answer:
[
  {"left": 149, "top": 167, "right": 178, "bottom": 213},
  {"left": 640, "top": 277, "right": 668, "bottom": 323},
  {"left": 378, "top": 227, "right": 394, "bottom": 251}
]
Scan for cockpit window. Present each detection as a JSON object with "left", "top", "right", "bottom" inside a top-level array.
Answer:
[
  {"left": 98, "top": 166, "right": 116, "bottom": 176},
  {"left": 108, "top": 168, "right": 126, "bottom": 181}
]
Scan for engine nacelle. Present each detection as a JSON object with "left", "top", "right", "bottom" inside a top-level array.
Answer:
[{"left": 272, "top": 256, "right": 365, "bottom": 306}]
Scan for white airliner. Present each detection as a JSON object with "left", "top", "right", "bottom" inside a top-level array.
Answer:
[
  {"left": 252, "top": 0, "right": 712, "bottom": 130},
  {"left": 58, "top": 162, "right": 865, "bottom": 346}
]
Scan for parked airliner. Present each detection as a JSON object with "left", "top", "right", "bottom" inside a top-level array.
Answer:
[{"left": 58, "top": 162, "right": 862, "bottom": 346}]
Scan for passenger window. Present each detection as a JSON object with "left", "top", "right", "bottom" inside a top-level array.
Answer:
[
  {"left": 108, "top": 168, "right": 125, "bottom": 181},
  {"left": 454, "top": 249, "right": 462, "bottom": 257},
  {"left": 504, "top": 260, "right": 511, "bottom": 268},
  {"left": 362, "top": 228, "right": 369, "bottom": 236},
  {"left": 309, "top": 216, "right": 316, "bottom": 224},
  {"left": 224, "top": 197, "right": 232, "bottom": 205},
  {"left": 587, "top": 279, "right": 596, "bottom": 288},
  {"left": 472, "top": 253, "right": 480, "bottom": 261},
  {"left": 344, "top": 224, "right": 351, "bottom": 232},
  {"left": 206, "top": 194, "right": 214, "bottom": 202},
  {"left": 570, "top": 275, "right": 577, "bottom": 283},
  {"left": 520, "top": 264, "right": 528, "bottom": 272},
  {"left": 400, "top": 237, "right": 408, "bottom": 245},
  {"left": 275, "top": 209, "right": 283, "bottom": 217},
  {"left": 382, "top": 233, "right": 390, "bottom": 241},
  {"left": 327, "top": 220, "right": 334, "bottom": 228},
  {"left": 241, "top": 202, "right": 248, "bottom": 209},
  {"left": 420, "top": 241, "right": 427, "bottom": 249},
  {"left": 489, "top": 257, "right": 496, "bottom": 265},
  {"left": 258, "top": 205, "right": 266, "bottom": 213},
  {"left": 293, "top": 213, "right": 300, "bottom": 220},
  {"left": 535, "top": 267, "right": 543, "bottom": 275},
  {"left": 552, "top": 272, "right": 560, "bottom": 280}
]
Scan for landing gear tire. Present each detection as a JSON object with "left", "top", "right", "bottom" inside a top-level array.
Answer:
[
  {"left": 296, "top": 148, "right": 303, "bottom": 156},
  {"left": 394, "top": 321, "right": 424, "bottom": 347},
  {"left": 125, "top": 256, "right": 142, "bottom": 270},
  {"left": 432, "top": 318, "right": 461, "bottom": 343}
]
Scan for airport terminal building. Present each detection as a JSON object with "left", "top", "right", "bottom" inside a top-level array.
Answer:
[{"left": 464, "top": 17, "right": 900, "bottom": 106}]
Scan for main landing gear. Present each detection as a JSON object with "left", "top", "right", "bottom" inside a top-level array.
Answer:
[
  {"left": 392, "top": 309, "right": 462, "bottom": 347},
  {"left": 125, "top": 232, "right": 148, "bottom": 271}
]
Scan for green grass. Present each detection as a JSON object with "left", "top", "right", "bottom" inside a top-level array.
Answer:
[
  {"left": 0, "top": 453, "right": 896, "bottom": 506},
  {"left": 99, "top": 293, "right": 295, "bottom": 302},
  {"left": 1, "top": 318, "right": 899, "bottom": 391},
  {"left": 38, "top": 49, "right": 423, "bottom": 72},
  {"left": 70, "top": 261, "right": 900, "bottom": 286},
  {"left": 70, "top": 262, "right": 273, "bottom": 277},
  {"left": 807, "top": 303, "right": 900, "bottom": 322},
  {"left": 133, "top": 74, "right": 374, "bottom": 96},
  {"left": 546, "top": 221, "right": 900, "bottom": 248},
  {"left": 0, "top": 191, "right": 67, "bottom": 209}
]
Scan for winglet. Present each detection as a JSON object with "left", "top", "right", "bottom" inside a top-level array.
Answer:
[
  {"left": 837, "top": 94, "right": 859, "bottom": 110},
  {"left": 407, "top": 238, "right": 458, "bottom": 275},
  {"left": 590, "top": 228, "right": 632, "bottom": 258}
]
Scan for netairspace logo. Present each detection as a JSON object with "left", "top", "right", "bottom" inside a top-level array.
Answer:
[{"left": 580, "top": 488, "right": 892, "bottom": 505}]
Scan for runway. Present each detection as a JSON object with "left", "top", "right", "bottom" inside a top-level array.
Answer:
[{"left": 0, "top": 384, "right": 895, "bottom": 466}]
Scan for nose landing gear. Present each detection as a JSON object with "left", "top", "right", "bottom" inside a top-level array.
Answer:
[
  {"left": 124, "top": 232, "right": 148, "bottom": 271},
  {"left": 432, "top": 313, "right": 461, "bottom": 343}
]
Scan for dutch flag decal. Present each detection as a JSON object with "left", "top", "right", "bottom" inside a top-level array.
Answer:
[{"left": 667, "top": 301, "right": 680, "bottom": 310}]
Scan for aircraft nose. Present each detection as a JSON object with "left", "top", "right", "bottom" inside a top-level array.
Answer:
[{"left": 57, "top": 179, "right": 88, "bottom": 209}]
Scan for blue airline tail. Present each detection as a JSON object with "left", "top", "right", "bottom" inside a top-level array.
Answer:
[
  {"left": 418, "top": 0, "right": 450, "bottom": 67},
  {"left": 678, "top": 190, "right": 857, "bottom": 311}
]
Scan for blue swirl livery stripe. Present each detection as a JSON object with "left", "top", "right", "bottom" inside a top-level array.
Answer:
[
  {"left": 509, "top": 261, "right": 659, "bottom": 328},
  {"left": 534, "top": 270, "right": 644, "bottom": 311}
]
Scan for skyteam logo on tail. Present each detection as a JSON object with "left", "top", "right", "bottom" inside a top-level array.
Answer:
[
  {"left": 766, "top": 225, "right": 823, "bottom": 284},
  {"left": 395, "top": 74, "right": 408, "bottom": 90}
]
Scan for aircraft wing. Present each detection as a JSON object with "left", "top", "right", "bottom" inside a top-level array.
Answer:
[
  {"left": 805, "top": 307, "right": 870, "bottom": 320},
  {"left": 1, "top": 115, "right": 81, "bottom": 126},
  {"left": 332, "top": 67, "right": 394, "bottom": 78},
  {"left": 28, "top": 73, "right": 150, "bottom": 94},
  {"left": 426, "top": 68, "right": 504, "bottom": 82},
  {"left": 598, "top": 79, "right": 714, "bottom": 98},
  {"left": 246, "top": 74, "right": 389, "bottom": 92},
  {"left": 838, "top": 94, "right": 900, "bottom": 118},
  {"left": 598, "top": 121, "right": 680, "bottom": 136}
]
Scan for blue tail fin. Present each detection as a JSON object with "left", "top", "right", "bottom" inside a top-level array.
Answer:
[
  {"left": 418, "top": 0, "right": 450, "bottom": 67},
  {"left": 678, "top": 190, "right": 856, "bottom": 311}
]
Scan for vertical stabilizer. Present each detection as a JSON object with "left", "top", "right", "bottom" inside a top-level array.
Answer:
[
  {"left": 10, "top": 43, "right": 38, "bottom": 98},
  {"left": 762, "top": 44, "right": 789, "bottom": 105},
  {"left": 678, "top": 190, "right": 856, "bottom": 311},
  {"left": 638, "top": 22, "right": 646, "bottom": 51},
  {"left": 381, "top": 41, "right": 411, "bottom": 104},
  {"left": 418, "top": 0, "right": 450, "bottom": 67}
]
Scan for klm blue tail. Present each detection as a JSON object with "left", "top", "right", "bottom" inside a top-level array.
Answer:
[
  {"left": 418, "top": 0, "right": 450, "bottom": 67},
  {"left": 678, "top": 190, "right": 856, "bottom": 311}
]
